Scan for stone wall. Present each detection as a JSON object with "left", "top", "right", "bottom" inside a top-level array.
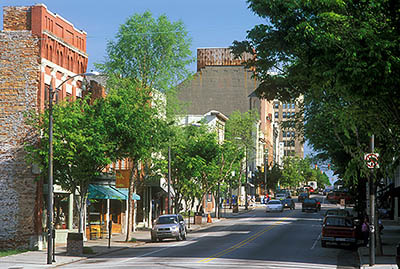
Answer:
[
  {"left": 3, "top": 6, "right": 31, "bottom": 31},
  {"left": 0, "top": 30, "right": 40, "bottom": 249}
]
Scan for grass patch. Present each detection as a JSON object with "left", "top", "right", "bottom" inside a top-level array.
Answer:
[
  {"left": 0, "top": 249, "right": 28, "bottom": 257},
  {"left": 83, "top": 247, "right": 95, "bottom": 254},
  {"left": 129, "top": 238, "right": 137, "bottom": 243}
]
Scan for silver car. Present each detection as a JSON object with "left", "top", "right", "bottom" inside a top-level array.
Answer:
[
  {"left": 266, "top": 199, "right": 284, "bottom": 212},
  {"left": 151, "top": 214, "right": 187, "bottom": 242}
]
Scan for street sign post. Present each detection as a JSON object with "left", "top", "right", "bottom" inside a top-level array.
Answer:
[{"left": 364, "top": 153, "right": 379, "bottom": 169}]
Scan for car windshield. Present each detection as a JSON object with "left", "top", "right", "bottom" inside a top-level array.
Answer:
[
  {"left": 283, "top": 199, "right": 291, "bottom": 203},
  {"left": 303, "top": 198, "right": 315, "bottom": 203},
  {"left": 268, "top": 201, "right": 281, "bottom": 205},
  {"left": 156, "top": 216, "right": 177, "bottom": 224},
  {"left": 325, "top": 217, "right": 353, "bottom": 227}
]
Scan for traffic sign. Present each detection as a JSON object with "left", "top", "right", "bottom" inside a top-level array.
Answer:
[{"left": 364, "top": 153, "right": 379, "bottom": 169}]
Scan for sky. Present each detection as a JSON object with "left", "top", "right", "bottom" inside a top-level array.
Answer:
[
  {"left": 0, "top": 0, "right": 335, "bottom": 183},
  {"left": 0, "top": 0, "right": 264, "bottom": 72}
]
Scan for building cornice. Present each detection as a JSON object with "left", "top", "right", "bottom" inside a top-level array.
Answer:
[{"left": 43, "top": 30, "right": 88, "bottom": 58}]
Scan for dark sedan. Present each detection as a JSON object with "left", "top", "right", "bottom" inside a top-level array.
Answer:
[
  {"left": 298, "top": 192, "right": 309, "bottom": 203},
  {"left": 282, "top": 198, "right": 295, "bottom": 210}
]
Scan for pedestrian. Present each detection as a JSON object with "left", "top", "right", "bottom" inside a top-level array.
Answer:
[{"left": 362, "top": 217, "right": 369, "bottom": 246}]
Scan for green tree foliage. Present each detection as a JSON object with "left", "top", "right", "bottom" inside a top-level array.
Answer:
[
  {"left": 25, "top": 96, "right": 112, "bottom": 233},
  {"left": 96, "top": 11, "right": 193, "bottom": 240},
  {"left": 232, "top": 0, "right": 400, "bottom": 190},
  {"left": 97, "top": 11, "right": 193, "bottom": 91}
]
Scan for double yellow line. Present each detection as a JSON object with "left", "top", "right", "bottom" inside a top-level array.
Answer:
[{"left": 198, "top": 214, "right": 293, "bottom": 263}]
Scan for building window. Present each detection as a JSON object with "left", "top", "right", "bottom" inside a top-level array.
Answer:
[
  {"left": 274, "top": 112, "right": 279, "bottom": 119},
  {"left": 291, "top": 131, "right": 295, "bottom": 137},
  {"left": 291, "top": 112, "right": 295, "bottom": 118},
  {"left": 274, "top": 103, "right": 279, "bottom": 109},
  {"left": 282, "top": 112, "right": 286, "bottom": 118},
  {"left": 44, "top": 84, "right": 50, "bottom": 103},
  {"left": 283, "top": 103, "right": 286, "bottom": 109},
  {"left": 291, "top": 103, "right": 295, "bottom": 109},
  {"left": 282, "top": 131, "right": 286, "bottom": 138}
]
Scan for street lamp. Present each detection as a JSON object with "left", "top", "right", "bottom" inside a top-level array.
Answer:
[{"left": 47, "top": 71, "right": 99, "bottom": 264}]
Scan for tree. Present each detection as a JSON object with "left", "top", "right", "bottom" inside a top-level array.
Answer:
[
  {"left": 96, "top": 76, "right": 167, "bottom": 241},
  {"left": 232, "top": 0, "right": 400, "bottom": 176},
  {"left": 25, "top": 96, "right": 112, "bottom": 234},
  {"left": 96, "top": 11, "right": 193, "bottom": 241},
  {"left": 97, "top": 11, "right": 193, "bottom": 91},
  {"left": 232, "top": 4, "right": 399, "bottom": 252}
]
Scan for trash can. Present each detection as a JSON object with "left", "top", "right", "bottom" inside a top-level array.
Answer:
[
  {"left": 194, "top": 212, "right": 202, "bottom": 225},
  {"left": 233, "top": 205, "right": 239, "bottom": 213},
  {"left": 67, "top": 232, "right": 83, "bottom": 256}
]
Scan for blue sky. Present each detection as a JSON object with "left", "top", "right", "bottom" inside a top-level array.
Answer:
[{"left": 0, "top": 0, "right": 264, "bottom": 72}]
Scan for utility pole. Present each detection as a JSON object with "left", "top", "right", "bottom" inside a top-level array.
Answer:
[{"left": 369, "top": 135, "right": 375, "bottom": 266}]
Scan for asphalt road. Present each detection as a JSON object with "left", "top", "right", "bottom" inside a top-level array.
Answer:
[{"left": 60, "top": 196, "right": 359, "bottom": 269}]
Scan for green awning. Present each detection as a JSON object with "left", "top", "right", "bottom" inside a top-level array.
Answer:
[
  {"left": 88, "top": 184, "right": 126, "bottom": 200},
  {"left": 88, "top": 184, "right": 140, "bottom": 200},
  {"left": 113, "top": 187, "right": 141, "bottom": 200}
]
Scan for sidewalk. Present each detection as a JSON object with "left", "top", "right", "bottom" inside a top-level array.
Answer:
[
  {"left": 0, "top": 206, "right": 253, "bottom": 268},
  {"left": 358, "top": 219, "right": 400, "bottom": 269}
]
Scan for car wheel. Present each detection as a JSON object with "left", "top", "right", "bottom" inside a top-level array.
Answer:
[
  {"left": 321, "top": 240, "right": 326, "bottom": 248},
  {"left": 182, "top": 230, "right": 186, "bottom": 241}
]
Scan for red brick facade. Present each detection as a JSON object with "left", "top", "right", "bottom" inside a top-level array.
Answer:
[{"left": 0, "top": 4, "right": 88, "bottom": 249}]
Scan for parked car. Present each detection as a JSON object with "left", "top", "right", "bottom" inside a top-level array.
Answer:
[
  {"left": 282, "top": 198, "right": 295, "bottom": 210},
  {"left": 302, "top": 198, "right": 321, "bottom": 212},
  {"left": 326, "top": 191, "right": 352, "bottom": 204},
  {"left": 275, "top": 193, "right": 287, "bottom": 200},
  {"left": 298, "top": 192, "right": 309, "bottom": 203},
  {"left": 324, "top": 209, "right": 351, "bottom": 217},
  {"left": 151, "top": 214, "right": 187, "bottom": 242},
  {"left": 321, "top": 215, "right": 357, "bottom": 248},
  {"left": 266, "top": 200, "right": 284, "bottom": 212}
]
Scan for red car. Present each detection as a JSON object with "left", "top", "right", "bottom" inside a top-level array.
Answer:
[{"left": 321, "top": 216, "right": 357, "bottom": 247}]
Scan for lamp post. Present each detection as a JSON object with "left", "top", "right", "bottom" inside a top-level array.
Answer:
[
  {"left": 245, "top": 147, "right": 249, "bottom": 210},
  {"left": 167, "top": 145, "right": 171, "bottom": 214},
  {"left": 47, "top": 71, "right": 99, "bottom": 264},
  {"left": 264, "top": 148, "right": 269, "bottom": 194}
]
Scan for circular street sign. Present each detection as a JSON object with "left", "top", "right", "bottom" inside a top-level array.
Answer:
[{"left": 364, "top": 153, "right": 379, "bottom": 169}]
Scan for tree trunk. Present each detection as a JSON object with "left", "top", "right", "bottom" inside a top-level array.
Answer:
[{"left": 125, "top": 164, "right": 136, "bottom": 242}]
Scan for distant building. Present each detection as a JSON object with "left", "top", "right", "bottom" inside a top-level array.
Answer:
[
  {"left": 177, "top": 48, "right": 275, "bottom": 178},
  {"left": 272, "top": 98, "right": 304, "bottom": 159},
  {"left": 178, "top": 110, "right": 228, "bottom": 144}
]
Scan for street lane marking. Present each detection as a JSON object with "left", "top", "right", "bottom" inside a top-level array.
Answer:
[
  {"left": 311, "top": 233, "right": 321, "bottom": 250},
  {"left": 198, "top": 211, "right": 296, "bottom": 263}
]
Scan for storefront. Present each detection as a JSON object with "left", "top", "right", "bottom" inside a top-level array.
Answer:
[{"left": 87, "top": 184, "right": 140, "bottom": 239}]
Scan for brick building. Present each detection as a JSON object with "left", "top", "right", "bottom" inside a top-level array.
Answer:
[{"left": 0, "top": 4, "right": 88, "bottom": 249}]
